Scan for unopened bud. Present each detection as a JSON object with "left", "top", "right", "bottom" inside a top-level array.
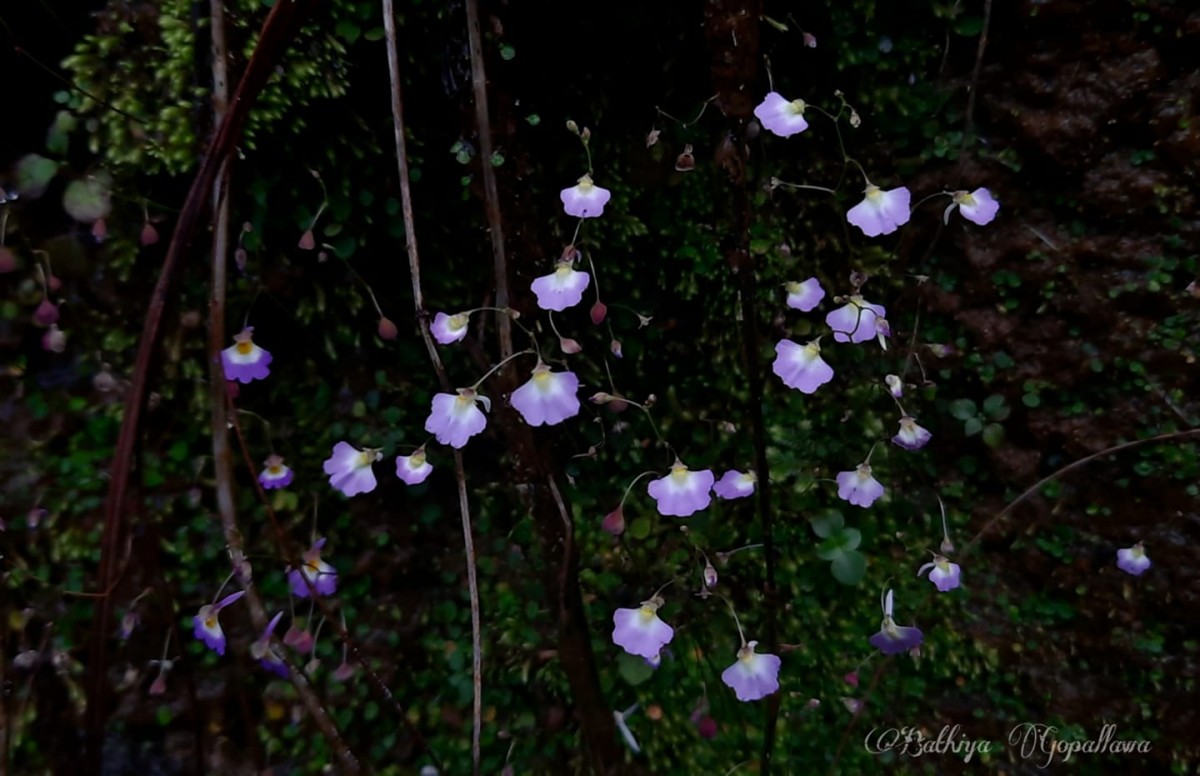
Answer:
[
  {"left": 940, "top": 537, "right": 956, "bottom": 555},
  {"left": 298, "top": 230, "right": 315, "bottom": 250},
  {"left": 803, "top": 32, "right": 817, "bottom": 48},
  {"left": 589, "top": 392, "right": 614, "bottom": 404},
  {"left": 91, "top": 218, "right": 107, "bottom": 242},
  {"left": 675, "top": 144, "right": 695, "bottom": 172},
  {"left": 42, "top": 325, "right": 66, "bottom": 352},
  {"left": 149, "top": 671, "right": 168, "bottom": 696},
  {"left": 33, "top": 299, "right": 59, "bottom": 327},
  {"left": 140, "top": 223, "right": 159, "bottom": 246},
  {"left": 559, "top": 337, "right": 582, "bottom": 354},
  {"left": 646, "top": 129, "right": 661, "bottom": 148},
  {"left": 610, "top": 339, "right": 623, "bottom": 358},
  {"left": 234, "top": 247, "right": 248, "bottom": 271},
  {"left": 566, "top": 120, "right": 579, "bottom": 134},
  {"left": 377, "top": 316, "right": 398, "bottom": 340},
  {"left": 703, "top": 563, "right": 718, "bottom": 588},
  {"left": 581, "top": 127, "right": 591, "bottom": 142},
  {"left": 601, "top": 507, "right": 625, "bottom": 536},
  {"left": 590, "top": 300, "right": 607, "bottom": 325}
]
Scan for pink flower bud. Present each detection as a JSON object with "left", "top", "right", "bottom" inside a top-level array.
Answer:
[
  {"left": 91, "top": 218, "right": 107, "bottom": 242},
  {"left": 225, "top": 380, "right": 240, "bottom": 399},
  {"left": 559, "top": 337, "right": 581, "bottom": 354},
  {"left": 610, "top": 339, "right": 623, "bottom": 358},
  {"left": 298, "top": 230, "right": 315, "bottom": 250},
  {"left": 601, "top": 507, "right": 625, "bottom": 536},
  {"left": 844, "top": 671, "right": 859, "bottom": 687},
  {"left": 696, "top": 716, "right": 718, "bottom": 739},
  {"left": 47, "top": 274, "right": 62, "bottom": 292},
  {"left": 703, "top": 563, "right": 718, "bottom": 588},
  {"left": 234, "top": 248, "right": 248, "bottom": 271},
  {"left": 283, "top": 626, "right": 314, "bottom": 653},
  {"left": 140, "top": 223, "right": 159, "bottom": 246},
  {"left": 149, "top": 672, "right": 168, "bottom": 696},
  {"left": 333, "top": 661, "right": 356, "bottom": 682},
  {"left": 378, "top": 316, "right": 398, "bottom": 340},
  {"left": 590, "top": 300, "right": 607, "bottom": 325},
  {"left": 33, "top": 299, "right": 59, "bottom": 326}
]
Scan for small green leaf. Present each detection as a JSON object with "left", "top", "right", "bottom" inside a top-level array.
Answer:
[
  {"left": 1023, "top": 393, "right": 1041, "bottom": 408},
  {"left": 17, "top": 154, "right": 59, "bottom": 200},
  {"left": 840, "top": 527, "right": 862, "bottom": 552},
  {"left": 982, "top": 394, "right": 1006, "bottom": 416},
  {"left": 810, "top": 510, "right": 844, "bottom": 539},
  {"left": 617, "top": 652, "right": 655, "bottom": 685},
  {"left": 949, "top": 399, "right": 978, "bottom": 421},
  {"left": 363, "top": 26, "right": 385, "bottom": 42},
  {"left": 831, "top": 551, "right": 867, "bottom": 585},
  {"left": 629, "top": 517, "right": 651, "bottom": 540},
  {"left": 499, "top": 44, "right": 516, "bottom": 60},
  {"left": 335, "top": 20, "right": 361, "bottom": 44},
  {"left": 964, "top": 417, "right": 984, "bottom": 436},
  {"left": 489, "top": 151, "right": 505, "bottom": 167},
  {"left": 982, "top": 423, "right": 1006, "bottom": 448},
  {"left": 525, "top": 114, "right": 541, "bottom": 126}
]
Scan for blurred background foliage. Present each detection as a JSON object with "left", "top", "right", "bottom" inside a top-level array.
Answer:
[{"left": 1, "top": 0, "right": 1197, "bottom": 773}]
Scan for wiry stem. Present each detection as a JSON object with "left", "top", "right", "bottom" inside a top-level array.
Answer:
[{"left": 384, "top": 3, "right": 483, "bottom": 773}]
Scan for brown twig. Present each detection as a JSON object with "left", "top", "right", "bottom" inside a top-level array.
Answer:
[
  {"left": 84, "top": 0, "right": 320, "bottom": 769},
  {"left": 383, "top": 3, "right": 483, "bottom": 773},
  {"left": 957, "top": 0, "right": 994, "bottom": 173}
]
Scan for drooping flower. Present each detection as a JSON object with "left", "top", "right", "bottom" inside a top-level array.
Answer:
[
  {"left": 1117, "top": 543, "right": 1151, "bottom": 576},
  {"left": 396, "top": 448, "right": 433, "bottom": 485},
  {"left": 720, "top": 640, "right": 781, "bottom": 702},
  {"left": 510, "top": 363, "right": 581, "bottom": 426},
  {"left": 647, "top": 460, "right": 716, "bottom": 517},
  {"left": 560, "top": 174, "right": 611, "bottom": 218},
  {"left": 847, "top": 184, "right": 911, "bottom": 237},
  {"left": 753, "top": 92, "right": 810, "bottom": 138},
  {"left": 258, "top": 454, "right": 294, "bottom": 490},
  {"left": 531, "top": 262, "right": 591, "bottom": 311},
  {"left": 323, "top": 442, "right": 381, "bottom": 497},
  {"left": 918, "top": 555, "right": 962, "bottom": 592},
  {"left": 601, "top": 506, "right": 625, "bottom": 536},
  {"left": 424, "top": 389, "right": 489, "bottom": 448},
  {"left": 836, "top": 463, "right": 884, "bottom": 508},
  {"left": 42, "top": 325, "right": 66, "bottom": 353},
  {"left": 33, "top": 299, "right": 60, "bottom": 327},
  {"left": 885, "top": 374, "right": 903, "bottom": 398},
  {"left": 785, "top": 277, "right": 825, "bottom": 311},
  {"left": 892, "top": 417, "right": 932, "bottom": 451},
  {"left": 250, "top": 611, "right": 289, "bottom": 678},
  {"left": 288, "top": 538, "right": 338, "bottom": 598},
  {"left": 773, "top": 339, "right": 834, "bottom": 394},
  {"left": 612, "top": 596, "right": 674, "bottom": 659},
  {"left": 713, "top": 470, "right": 756, "bottom": 500},
  {"left": 221, "top": 326, "right": 273, "bottom": 384},
  {"left": 825, "top": 295, "right": 886, "bottom": 344},
  {"left": 951, "top": 187, "right": 1000, "bottom": 226},
  {"left": 432, "top": 312, "right": 470, "bottom": 345},
  {"left": 869, "top": 589, "right": 924, "bottom": 655},
  {"left": 192, "top": 590, "right": 246, "bottom": 656}
]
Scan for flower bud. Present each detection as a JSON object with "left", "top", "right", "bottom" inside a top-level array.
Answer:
[
  {"left": 703, "top": 563, "right": 718, "bottom": 588},
  {"left": 610, "top": 339, "right": 623, "bottom": 358},
  {"left": 378, "top": 316, "right": 398, "bottom": 340},
  {"left": 565, "top": 120, "right": 579, "bottom": 134},
  {"left": 140, "top": 223, "right": 159, "bottom": 246},
  {"left": 33, "top": 299, "right": 59, "bottom": 326},
  {"left": 42, "top": 325, "right": 66, "bottom": 352},
  {"left": 559, "top": 337, "right": 581, "bottom": 354},
  {"left": 0, "top": 247, "right": 16, "bottom": 273},
  {"left": 590, "top": 300, "right": 607, "bottom": 325},
  {"left": 601, "top": 507, "right": 625, "bottom": 536},
  {"left": 298, "top": 229, "right": 315, "bottom": 250},
  {"left": 234, "top": 247, "right": 248, "bottom": 271},
  {"left": 91, "top": 218, "right": 107, "bottom": 242},
  {"left": 149, "top": 672, "right": 168, "bottom": 696}
]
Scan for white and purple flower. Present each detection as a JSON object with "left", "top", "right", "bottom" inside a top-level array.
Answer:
[
  {"left": 753, "top": 92, "right": 810, "bottom": 138},
  {"left": 612, "top": 597, "right": 674, "bottom": 659},
  {"left": 396, "top": 448, "right": 433, "bottom": 485},
  {"left": 847, "top": 184, "right": 911, "bottom": 237},
  {"left": 885, "top": 374, "right": 904, "bottom": 399},
  {"left": 531, "top": 261, "right": 591, "bottom": 312},
  {"left": 425, "top": 389, "right": 489, "bottom": 448},
  {"left": 918, "top": 555, "right": 962, "bottom": 592},
  {"left": 192, "top": 590, "right": 246, "bottom": 656},
  {"left": 892, "top": 417, "right": 932, "bottom": 451},
  {"left": 868, "top": 589, "right": 924, "bottom": 655},
  {"left": 509, "top": 363, "right": 581, "bottom": 426},
  {"left": 560, "top": 174, "right": 611, "bottom": 219},
  {"left": 951, "top": 187, "right": 1000, "bottom": 226},
  {"left": 221, "top": 326, "right": 272, "bottom": 383},
  {"left": 288, "top": 537, "right": 338, "bottom": 598},
  {"left": 431, "top": 312, "right": 470, "bottom": 345},
  {"left": 773, "top": 339, "right": 834, "bottom": 394},
  {"left": 323, "top": 442, "right": 381, "bottom": 497},
  {"left": 825, "top": 295, "right": 886, "bottom": 344},
  {"left": 250, "top": 611, "right": 289, "bottom": 678},
  {"left": 713, "top": 470, "right": 756, "bottom": 500},
  {"left": 785, "top": 277, "right": 825, "bottom": 311},
  {"left": 1117, "top": 543, "right": 1151, "bottom": 576},
  {"left": 720, "top": 640, "right": 781, "bottom": 702},
  {"left": 258, "top": 454, "right": 294, "bottom": 490},
  {"left": 647, "top": 460, "right": 716, "bottom": 518},
  {"left": 836, "top": 463, "right": 884, "bottom": 508}
]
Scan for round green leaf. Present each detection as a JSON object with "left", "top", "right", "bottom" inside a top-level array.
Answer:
[
  {"left": 810, "top": 510, "right": 844, "bottom": 538},
  {"left": 831, "top": 551, "right": 867, "bottom": 585},
  {"left": 629, "top": 516, "right": 651, "bottom": 540},
  {"left": 617, "top": 652, "right": 654, "bottom": 685}
]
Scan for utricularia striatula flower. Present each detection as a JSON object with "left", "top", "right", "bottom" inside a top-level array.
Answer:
[
  {"left": 612, "top": 596, "right": 674, "bottom": 659},
  {"left": 509, "top": 363, "right": 581, "bottom": 426},
  {"left": 646, "top": 460, "right": 715, "bottom": 517},
  {"left": 323, "top": 442, "right": 381, "bottom": 497},
  {"left": 868, "top": 588, "right": 924, "bottom": 655},
  {"left": 720, "top": 640, "right": 781, "bottom": 702},
  {"left": 192, "top": 590, "right": 246, "bottom": 656},
  {"left": 288, "top": 537, "right": 338, "bottom": 598},
  {"left": 425, "top": 388, "right": 489, "bottom": 448},
  {"left": 221, "top": 326, "right": 273, "bottom": 383}
]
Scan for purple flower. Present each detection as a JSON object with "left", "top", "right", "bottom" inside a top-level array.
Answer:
[
  {"left": 952, "top": 187, "right": 1000, "bottom": 226},
  {"left": 396, "top": 448, "right": 433, "bottom": 485},
  {"left": 250, "top": 611, "right": 289, "bottom": 678},
  {"left": 869, "top": 589, "right": 923, "bottom": 655},
  {"left": 836, "top": 463, "right": 884, "bottom": 508},
  {"left": 720, "top": 640, "right": 781, "bottom": 702},
  {"left": 258, "top": 454, "right": 294, "bottom": 490},
  {"left": 221, "top": 326, "right": 273, "bottom": 383},
  {"left": 288, "top": 538, "right": 338, "bottom": 598},
  {"left": 773, "top": 339, "right": 834, "bottom": 394},
  {"left": 531, "top": 262, "right": 591, "bottom": 311},
  {"left": 892, "top": 417, "right": 932, "bottom": 451},
  {"left": 1117, "top": 543, "right": 1151, "bottom": 576},
  {"left": 713, "top": 470, "right": 756, "bottom": 500},
  {"left": 612, "top": 596, "right": 674, "bottom": 658},
  {"left": 847, "top": 184, "right": 911, "bottom": 237},
  {"left": 192, "top": 590, "right": 246, "bottom": 656},
  {"left": 647, "top": 460, "right": 716, "bottom": 517},
  {"left": 918, "top": 556, "right": 962, "bottom": 592},
  {"left": 885, "top": 374, "right": 903, "bottom": 398},
  {"left": 825, "top": 295, "right": 886, "bottom": 344},
  {"left": 753, "top": 92, "right": 809, "bottom": 138},
  {"left": 424, "top": 389, "right": 488, "bottom": 448},
  {"left": 560, "top": 174, "right": 611, "bottom": 218},
  {"left": 510, "top": 363, "right": 581, "bottom": 426},
  {"left": 118, "top": 609, "right": 139, "bottom": 640},
  {"left": 323, "top": 442, "right": 381, "bottom": 497},
  {"left": 785, "top": 277, "right": 825, "bottom": 311},
  {"left": 33, "top": 299, "right": 60, "bottom": 327},
  {"left": 432, "top": 312, "right": 470, "bottom": 345}
]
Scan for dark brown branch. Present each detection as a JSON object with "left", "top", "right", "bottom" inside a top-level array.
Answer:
[{"left": 84, "top": 1, "right": 321, "bottom": 771}]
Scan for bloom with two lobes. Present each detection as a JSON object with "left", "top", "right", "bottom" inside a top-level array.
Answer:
[
  {"left": 612, "top": 596, "right": 674, "bottom": 659},
  {"left": 847, "top": 184, "right": 911, "bottom": 237},
  {"left": 432, "top": 312, "right": 470, "bottom": 345},
  {"left": 647, "top": 460, "right": 715, "bottom": 517},
  {"left": 288, "top": 538, "right": 338, "bottom": 598},
  {"left": 721, "top": 640, "right": 781, "bottom": 702},
  {"left": 836, "top": 463, "right": 884, "bottom": 508},
  {"left": 221, "top": 326, "right": 272, "bottom": 383},
  {"left": 258, "top": 454, "right": 294, "bottom": 490},
  {"left": 785, "top": 277, "right": 825, "bottom": 311},
  {"left": 773, "top": 339, "right": 833, "bottom": 394},
  {"left": 323, "top": 442, "right": 381, "bottom": 497},
  {"left": 892, "top": 417, "right": 932, "bottom": 451},
  {"left": 826, "top": 296, "right": 886, "bottom": 344},
  {"left": 869, "top": 588, "right": 924, "bottom": 655},
  {"left": 560, "top": 174, "right": 611, "bottom": 218},
  {"left": 918, "top": 555, "right": 962, "bottom": 592},
  {"left": 250, "top": 612, "right": 289, "bottom": 678},
  {"left": 1117, "top": 543, "right": 1151, "bottom": 576},
  {"left": 510, "top": 363, "right": 581, "bottom": 426},
  {"left": 951, "top": 187, "right": 1000, "bottom": 226},
  {"left": 425, "top": 389, "right": 489, "bottom": 448},
  {"left": 396, "top": 448, "right": 433, "bottom": 485},
  {"left": 713, "top": 470, "right": 756, "bottom": 500},
  {"left": 753, "top": 92, "right": 810, "bottom": 138},
  {"left": 193, "top": 590, "right": 246, "bottom": 656},
  {"left": 531, "top": 261, "right": 591, "bottom": 312}
]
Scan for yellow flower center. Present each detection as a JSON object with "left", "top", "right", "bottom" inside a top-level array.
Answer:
[
  {"left": 638, "top": 604, "right": 657, "bottom": 622},
  {"left": 577, "top": 175, "right": 594, "bottom": 192},
  {"left": 670, "top": 464, "right": 690, "bottom": 482},
  {"left": 785, "top": 281, "right": 802, "bottom": 294},
  {"left": 356, "top": 451, "right": 374, "bottom": 467},
  {"left": 268, "top": 465, "right": 283, "bottom": 475},
  {"left": 449, "top": 314, "right": 469, "bottom": 331},
  {"left": 953, "top": 190, "right": 976, "bottom": 206},
  {"left": 788, "top": 98, "right": 806, "bottom": 115},
  {"left": 533, "top": 369, "right": 552, "bottom": 386},
  {"left": 306, "top": 559, "right": 322, "bottom": 573},
  {"left": 410, "top": 451, "right": 426, "bottom": 467},
  {"left": 864, "top": 185, "right": 882, "bottom": 201},
  {"left": 803, "top": 342, "right": 821, "bottom": 357},
  {"left": 236, "top": 341, "right": 254, "bottom": 355},
  {"left": 205, "top": 616, "right": 217, "bottom": 629}
]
